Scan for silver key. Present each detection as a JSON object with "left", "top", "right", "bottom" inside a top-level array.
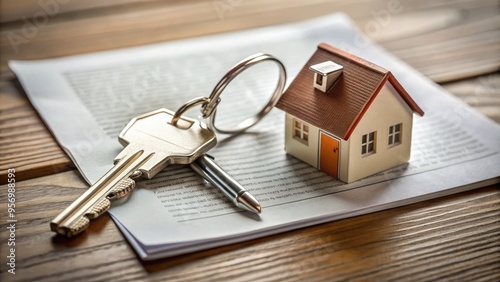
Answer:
[{"left": 50, "top": 108, "right": 216, "bottom": 237}]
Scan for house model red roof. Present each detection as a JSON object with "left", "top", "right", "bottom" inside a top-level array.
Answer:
[{"left": 276, "top": 43, "right": 424, "bottom": 140}]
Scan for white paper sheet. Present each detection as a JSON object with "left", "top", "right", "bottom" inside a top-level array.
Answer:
[{"left": 10, "top": 13, "right": 500, "bottom": 260}]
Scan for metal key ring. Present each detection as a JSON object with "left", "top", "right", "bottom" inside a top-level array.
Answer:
[
  {"left": 202, "top": 53, "right": 287, "bottom": 134},
  {"left": 171, "top": 97, "right": 210, "bottom": 126}
]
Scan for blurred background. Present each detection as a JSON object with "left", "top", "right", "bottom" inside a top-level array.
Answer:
[{"left": 1, "top": 0, "right": 498, "bottom": 83}]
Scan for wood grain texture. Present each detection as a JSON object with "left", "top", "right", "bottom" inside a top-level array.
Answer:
[
  {"left": 0, "top": 171, "right": 499, "bottom": 281},
  {"left": 0, "top": 83, "right": 72, "bottom": 183},
  {"left": 370, "top": 3, "right": 500, "bottom": 83},
  {"left": 442, "top": 73, "right": 500, "bottom": 123},
  {"left": 0, "top": 0, "right": 498, "bottom": 80}
]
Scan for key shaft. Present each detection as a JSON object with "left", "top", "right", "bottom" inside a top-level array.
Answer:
[{"left": 51, "top": 150, "right": 153, "bottom": 237}]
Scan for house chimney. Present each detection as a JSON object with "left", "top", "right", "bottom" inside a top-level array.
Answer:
[{"left": 309, "top": 61, "right": 343, "bottom": 93}]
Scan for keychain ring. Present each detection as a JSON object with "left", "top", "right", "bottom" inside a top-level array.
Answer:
[
  {"left": 203, "top": 53, "right": 287, "bottom": 134},
  {"left": 171, "top": 97, "right": 210, "bottom": 126}
]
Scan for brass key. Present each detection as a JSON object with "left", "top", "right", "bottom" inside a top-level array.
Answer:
[{"left": 51, "top": 108, "right": 216, "bottom": 237}]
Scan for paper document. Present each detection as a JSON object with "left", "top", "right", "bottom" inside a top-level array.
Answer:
[{"left": 10, "top": 13, "right": 500, "bottom": 260}]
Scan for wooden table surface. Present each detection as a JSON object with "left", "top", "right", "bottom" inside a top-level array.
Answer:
[{"left": 1, "top": 0, "right": 499, "bottom": 281}]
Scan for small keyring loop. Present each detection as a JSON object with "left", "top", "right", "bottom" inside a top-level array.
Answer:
[
  {"left": 203, "top": 53, "right": 286, "bottom": 134},
  {"left": 171, "top": 97, "right": 210, "bottom": 126}
]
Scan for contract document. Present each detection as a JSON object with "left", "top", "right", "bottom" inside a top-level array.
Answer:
[{"left": 10, "top": 13, "right": 500, "bottom": 260}]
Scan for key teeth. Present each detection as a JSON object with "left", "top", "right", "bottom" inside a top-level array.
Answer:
[
  {"left": 65, "top": 216, "right": 90, "bottom": 238},
  {"left": 86, "top": 198, "right": 111, "bottom": 219},
  {"left": 57, "top": 198, "right": 110, "bottom": 237},
  {"left": 108, "top": 178, "right": 136, "bottom": 199}
]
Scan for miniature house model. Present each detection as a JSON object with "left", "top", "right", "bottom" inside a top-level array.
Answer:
[{"left": 276, "top": 43, "right": 424, "bottom": 183}]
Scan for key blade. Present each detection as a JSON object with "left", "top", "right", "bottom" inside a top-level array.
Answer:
[{"left": 50, "top": 150, "right": 153, "bottom": 237}]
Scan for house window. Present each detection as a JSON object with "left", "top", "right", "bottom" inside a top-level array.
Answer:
[
  {"left": 388, "top": 123, "right": 402, "bottom": 147},
  {"left": 316, "top": 74, "right": 323, "bottom": 86},
  {"left": 361, "top": 131, "right": 376, "bottom": 156},
  {"left": 294, "top": 120, "right": 309, "bottom": 145}
]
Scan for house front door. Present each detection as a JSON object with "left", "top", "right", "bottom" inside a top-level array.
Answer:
[{"left": 320, "top": 132, "right": 339, "bottom": 178}]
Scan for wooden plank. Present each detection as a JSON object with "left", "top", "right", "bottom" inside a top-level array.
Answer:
[
  {"left": 0, "top": 170, "right": 498, "bottom": 281},
  {"left": 0, "top": 0, "right": 164, "bottom": 23},
  {"left": 0, "top": 87, "right": 72, "bottom": 183},
  {"left": 362, "top": 6, "right": 500, "bottom": 82},
  {"left": 1, "top": 0, "right": 498, "bottom": 81}
]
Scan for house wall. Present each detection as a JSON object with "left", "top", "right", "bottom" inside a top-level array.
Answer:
[
  {"left": 346, "top": 81, "right": 414, "bottom": 182},
  {"left": 284, "top": 113, "right": 319, "bottom": 168},
  {"left": 337, "top": 138, "right": 350, "bottom": 182}
]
